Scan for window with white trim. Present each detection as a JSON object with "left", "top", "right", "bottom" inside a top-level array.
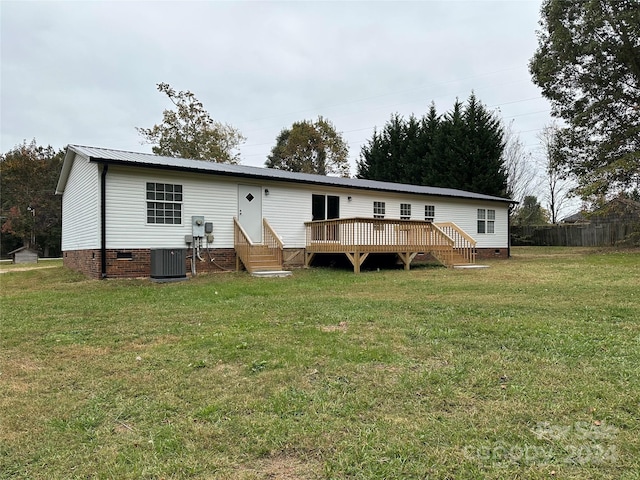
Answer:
[
  {"left": 400, "top": 203, "right": 411, "bottom": 220},
  {"left": 487, "top": 209, "right": 495, "bottom": 233},
  {"left": 373, "top": 201, "right": 385, "bottom": 219},
  {"left": 477, "top": 208, "right": 495, "bottom": 234},
  {"left": 425, "top": 205, "right": 435, "bottom": 222},
  {"left": 146, "top": 182, "right": 183, "bottom": 224}
]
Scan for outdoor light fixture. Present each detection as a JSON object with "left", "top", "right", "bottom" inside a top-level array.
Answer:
[
  {"left": 348, "top": 196, "right": 352, "bottom": 201},
  {"left": 264, "top": 188, "right": 270, "bottom": 196}
]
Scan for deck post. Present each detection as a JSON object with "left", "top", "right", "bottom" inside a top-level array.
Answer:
[{"left": 305, "top": 251, "right": 315, "bottom": 268}]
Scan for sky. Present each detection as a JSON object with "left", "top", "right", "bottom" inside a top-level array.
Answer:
[{"left": 1, "top": 0, "right": 554, "bottom": 179}]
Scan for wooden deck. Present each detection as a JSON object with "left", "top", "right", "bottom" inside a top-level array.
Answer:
[{"left": 304, "top": 218, "right": 476, "bottom": 273}]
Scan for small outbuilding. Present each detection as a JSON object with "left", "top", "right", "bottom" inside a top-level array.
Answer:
[{"left": 8, "top": 246, "right": 39, "bottom": 264}]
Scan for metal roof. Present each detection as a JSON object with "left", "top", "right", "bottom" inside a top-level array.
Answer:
[{"left": 60, "top": 144, "right": 514, "bottom": 204}]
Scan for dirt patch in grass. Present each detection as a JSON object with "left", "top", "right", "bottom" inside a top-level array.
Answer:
[
  {"left": 233, "top": 454, "right": 321, "bottom": 480},
  {"left": 0, "top": 354, "right": 43, "bottom": 393},
  {"left": 122, "top": 334, "right": 183, "bottom": 352},
  {"left": 319, "top": 321, "right": 348, "bottom": 333},
  {"left": 0, "top": 265, "right": 58, "bottom": 274}
]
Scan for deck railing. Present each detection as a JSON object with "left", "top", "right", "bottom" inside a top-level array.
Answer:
[
  {"left": 305, "top": 218, "right": 456, "bottom": 251},
  {"left": 304, "top": 217, "right": 473, "bottom": 271},
  {"left": 434, "top": 222, "right": 477, "bottom": 264}
]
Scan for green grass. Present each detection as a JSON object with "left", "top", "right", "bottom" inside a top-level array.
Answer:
[{"left": 1, "top": 247, "right": 638, "bottom": 479}]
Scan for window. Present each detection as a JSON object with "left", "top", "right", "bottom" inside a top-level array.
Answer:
[
  {"left": 146, "top": 182, "right": 182, "bottom": 224},
  {"left": 400, "top": 203, "right": 411, "bottom": 220},
  {"left": 477, "top": 208, "right": 495, "bottom": 234},
  {"left": 487, "top": 209, "right": 495, "bottom": 234},
  {"left": 373, "top": 201, "right": 386, "bottom": 219},
  {"left": 312, "top": 194, "right": 340, "bottom": 241},
  {"left": 312, "top": 194, "right": 340, "bottom": 221},
  {"left": 425, "top": 205, "right": 435, "bottom": 222}
]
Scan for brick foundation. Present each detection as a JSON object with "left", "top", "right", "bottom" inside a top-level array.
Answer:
[
  {"left": 63, "top": 248, "right": 239, "bottom": 279},
  {"left": 63, "top": 246, "right": 510, "bottom": 279},
  {"left": 63, "top": 249, "right": 102, "bottom": 279},
  {"left": 476, "top": 248, "right": 509, "bottom": 259},
  {"left": 188, "top": 248, "right": 236, "bottom": 274}
]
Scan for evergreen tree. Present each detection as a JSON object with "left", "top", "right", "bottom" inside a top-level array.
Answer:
[
  {"left": 512, "top": 195, "right": 549, "bottom": 226},
  {"left": 357, "top": 114, "right": 419, "bottom": 184},
  {"left": 358, "top": 94, "right": 507, "bottom": 197}
]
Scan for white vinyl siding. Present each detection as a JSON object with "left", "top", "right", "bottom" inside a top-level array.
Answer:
[
  {"left": 105, "top": 167, "right": 237, "bottom": 249},
  {"left": 61, "top": 154, "right": 100, "bottom": 250},
  {"left": 87, "top": 165, "right": 510, "bottom": 251}
]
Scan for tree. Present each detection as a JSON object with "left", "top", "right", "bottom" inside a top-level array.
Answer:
[
  {"left": 512, "top": 195, "right": 549, "bottom": 226},
  {"left": 0, "top": 140, "right": 64, "bottom": 256},
  {"left": 357, "top": 112, "right": 432, "bottom": 184},
  {"left": 502, "top": 120, "right": 539, "bottom": 208},
  {"left": 358, "top": 94, "right": 508, "bottom": 198},
  {"left": 137, "top": 83, "right": 245, "bottom": 163},
  {"left": 529, "top": 0, "right": 640, "bottom": 199},
  {"left": 266, "top": 116, "right": 349, "bottom": 177},
  {"left": 538, "top": 123, "right": 574, "bottom": 223}
]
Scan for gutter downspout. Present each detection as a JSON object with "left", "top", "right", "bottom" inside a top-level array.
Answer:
[{"left": 101, "top": 163, "right": 108, "bottom": 278}]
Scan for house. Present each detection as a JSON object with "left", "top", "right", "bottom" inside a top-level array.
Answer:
[
  {"left": 8, "top": 246, "right": 38, "bottom": 264},
  {"left": 55, "top": 145, "right": 515, "bottom": 278}
]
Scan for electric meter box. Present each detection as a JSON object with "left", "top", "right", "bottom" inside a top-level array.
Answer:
[{"left": 192, "top": 216, "right": 205, "bottom": 237}]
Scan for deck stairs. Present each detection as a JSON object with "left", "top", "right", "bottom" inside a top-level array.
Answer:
[
  {"left": 432, "top": 222, "right": 477, "bottom": 268},
  {"left": 234, "top": 218, "right": 291, "bottom": 277}
]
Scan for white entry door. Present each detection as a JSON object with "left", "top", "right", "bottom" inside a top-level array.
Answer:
[{"left": 237, "top": 184, "right": 263, "bottom": 243}]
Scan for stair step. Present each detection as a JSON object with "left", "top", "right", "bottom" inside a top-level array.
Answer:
[
  {"left": 251, "top": 270, "right": 292, "bottom": 278},
  {"left": 249, "top": 264, "right": 282, "bottom": 271}
]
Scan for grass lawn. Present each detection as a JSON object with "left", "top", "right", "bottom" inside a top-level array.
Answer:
[{"left": 1, "top": 247, "right": 638, "bottom": 479}]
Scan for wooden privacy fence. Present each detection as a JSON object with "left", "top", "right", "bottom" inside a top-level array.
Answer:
[
  {"left": 304, "top": 218, "right": 476, "bottom": 272},
  {"left": 512, "top": 222, "right": 640, "bottom": 247}
]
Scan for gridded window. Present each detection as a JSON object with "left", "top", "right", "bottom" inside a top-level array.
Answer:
[
  {"left": 425, "top": 205, "right": 435, "bottom": 222},
  {"left": 373, "top": 201, "right": 386, "bottom": 219},
  {"left": 487, "top": 209, "right": 495, "bottom": 234},
  {"left": 400, "top": 203, "right": 411, "bottom": 220},
  {"left": 477, "top": 208, "right": 495, "bottom": 234},
  {"left": 146, "top": 183, "right": 183, "bottom": 224}
]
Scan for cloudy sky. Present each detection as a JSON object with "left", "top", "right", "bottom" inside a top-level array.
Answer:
[{"left": 1, "top": 0, "right": 552, "bottom": 175}]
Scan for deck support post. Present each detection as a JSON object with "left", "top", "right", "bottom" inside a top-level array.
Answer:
[
  {"left": 344, "top": 251, "right": 369, "bottom": 274},
  {"left": 397, "top": 252, "right": 418, "bottom": 271},
  {"left": 304, "top": 252, "right": 315, "bottom": 268}
]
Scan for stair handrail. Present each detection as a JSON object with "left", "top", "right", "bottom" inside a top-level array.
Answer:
[
  {"left": 434, "top": 222, "right": 476, "bottom": 264},
  {"left": 233, "top": 217, "right": 255, "bottom": 272},
  {"left": 262, "top": 218, "right": 284, "bottom": 268},
  {"left": 263, "top": 218, "right": 284, "bottom": 249}
]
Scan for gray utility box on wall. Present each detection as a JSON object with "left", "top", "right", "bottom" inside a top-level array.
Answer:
[{"left": 150, "top": 249, "right": 187, "bottom": 281}]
